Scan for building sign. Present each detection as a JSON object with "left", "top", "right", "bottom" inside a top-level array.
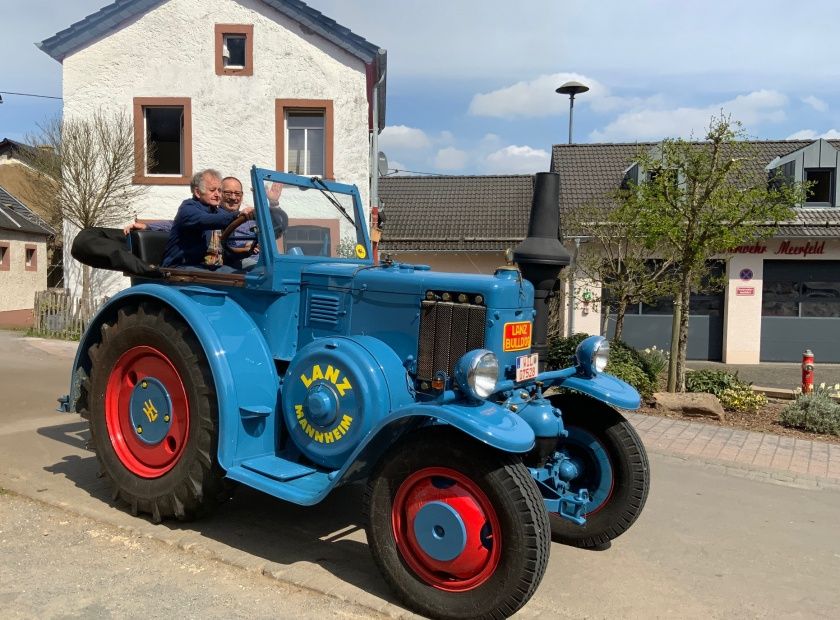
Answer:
[
  {"left": 739, "top": 268, "right": 753, "bottom": 281},
  {"left": 736, "top": 286, "right": 755, "bottom": 296},
  {"left": 729, "top": 240, "right": 826, "bottom": 256}
]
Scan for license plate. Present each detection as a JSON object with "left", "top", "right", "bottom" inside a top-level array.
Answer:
[{"left": 515, "top": 353, "right": 538, "bottom": 382}]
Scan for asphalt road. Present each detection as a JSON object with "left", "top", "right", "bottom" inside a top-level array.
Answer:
[{"left": 1, "top": 329, "right": 839, "bottom": 618}]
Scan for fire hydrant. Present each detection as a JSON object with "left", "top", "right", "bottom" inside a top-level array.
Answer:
[{"left": 802, "top": 349, "right": 814, "bottom": 393}]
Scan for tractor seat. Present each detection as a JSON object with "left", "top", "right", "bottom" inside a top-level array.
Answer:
[{"left": 129, "top": 230, "right": 170, "bottom": 266}]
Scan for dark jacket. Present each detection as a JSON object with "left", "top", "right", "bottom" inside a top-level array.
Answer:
[{"left": 161, "top": 198, "right": 238, "bottom": 267}]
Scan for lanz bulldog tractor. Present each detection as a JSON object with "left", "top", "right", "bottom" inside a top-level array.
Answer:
[{"left": 65, "top": 168, "right": 649, "bottom": 619}]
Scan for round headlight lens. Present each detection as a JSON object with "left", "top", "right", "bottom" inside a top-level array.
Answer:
[
  {"left": 593, "top": 339, "right": 610, "bottom": 373},
  {"left": 454, "top": 349, "right": 499, "bottom": 399}
]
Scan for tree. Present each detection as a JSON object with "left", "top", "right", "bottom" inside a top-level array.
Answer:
[
  {"left": 24, "top": 111, "right": 150, "bottom": 308},
  {"left": 616, "top": 115, "right": 807, "bottom": 391},
  {"left": 565, "top": 203, "right": 678, "bottom": 341}
]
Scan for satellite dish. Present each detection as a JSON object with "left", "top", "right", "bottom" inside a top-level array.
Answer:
[{"left": 378, "top": 151, "right": 388, "bottom": 177}]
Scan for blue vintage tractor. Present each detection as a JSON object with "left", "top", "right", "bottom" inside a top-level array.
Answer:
[{"left": 64, "top": 168, "right": 649, "bottom": 619}]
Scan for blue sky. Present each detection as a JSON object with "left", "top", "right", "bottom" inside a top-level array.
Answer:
[{"left": 3, "top": 0, "right": 840, "bottom": 175}]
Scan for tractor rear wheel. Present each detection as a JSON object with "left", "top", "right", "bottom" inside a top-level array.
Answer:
[
  {"left": 81, "top": 302, "right": 225, "bottom": 522},
  {"left": 365, "top": 428, "right": 550, "bottom": 619}
]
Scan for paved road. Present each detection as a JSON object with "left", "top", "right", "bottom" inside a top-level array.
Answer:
[{"left": 1, "top": 330, "right": 839, "bottom": 618}]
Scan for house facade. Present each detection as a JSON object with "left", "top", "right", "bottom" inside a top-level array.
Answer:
[
  {"left": 380, "top": 139, "right": 840, "bottom": 364},
  {"left": 0, "top": 185, "right": 54, "bottom": 327},
  {"left": 38, "top": 0, "right": 386, "bottom": 299}
]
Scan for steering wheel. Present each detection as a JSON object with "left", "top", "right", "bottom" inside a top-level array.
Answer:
[{"left": 220, "top": 214, "right": 258, "bottom": 256}]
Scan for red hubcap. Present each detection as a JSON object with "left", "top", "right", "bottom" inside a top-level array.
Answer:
[
  {"left": 105, "top": 346, "right": 189, "bottom": 478},
  {"left": 392, "top": 467, "right": 501, "bottom": 591}
]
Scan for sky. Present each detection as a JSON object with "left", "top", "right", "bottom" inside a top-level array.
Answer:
[{"left": 3, "top": 0, "right": 840, "bottom": 175}]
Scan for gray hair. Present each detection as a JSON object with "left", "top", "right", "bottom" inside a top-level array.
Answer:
[{"left": 190, "top": 168, "right": 222, "bottom": 193}]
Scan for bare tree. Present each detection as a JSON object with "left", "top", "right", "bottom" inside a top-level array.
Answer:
[{"left": 24, "top": 110, "right": 149, "bottom": 308}]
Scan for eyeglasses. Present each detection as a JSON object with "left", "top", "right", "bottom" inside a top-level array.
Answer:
[{"left": 222, "top": 191, "right": 243, "bottom": 198}]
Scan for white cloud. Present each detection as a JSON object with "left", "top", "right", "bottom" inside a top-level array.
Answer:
[
  {"left": 590, "top": 90, "right": 788, "bottom": 142},
  {"left": 786, "top": 129, "right": 840, "bottom": 140},
  {"left": 802, "top": 95, "right": 828, "bottom": 112},
  {"left": 484, "top": 145, "right": 550, "bottom": 174},
  {"left": 437, "top": 130, "right": 455, "bottom": 145},
  {"left": 469, "top": 72, "right": 607, "bottom": 118},
  {"left": 379, "top": 125, "right": 431, "bottom": 150},
  {"left": 434, "top": 147, "right": 468, "bottom": 171}
]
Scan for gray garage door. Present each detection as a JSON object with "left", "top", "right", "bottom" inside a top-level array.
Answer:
[{"left": 761, "top": 260, "right": 840, "bottom": 362}]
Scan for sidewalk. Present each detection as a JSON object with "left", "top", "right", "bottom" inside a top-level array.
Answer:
[{"left": 627, "top": 412, "right": 840, "bottom": 489}]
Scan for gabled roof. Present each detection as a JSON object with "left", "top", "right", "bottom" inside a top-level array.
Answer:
[
  {"left": 37, "top": 0, "right": 387, "bottom": 129},
  {"left": 379, "top": 175, "right": 534, "bottom": 252},
  {"left": 37, "top": 0, "right": 382, "bottom": 63},
  {"left": 0, "top": 185, "right": 55, "bottom": 237}
]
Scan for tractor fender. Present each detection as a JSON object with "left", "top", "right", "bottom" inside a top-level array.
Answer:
[
  {"left": 70, "top": 283, "right": 278, "bottom": 470},
  {"left": 557, "top": 372, "right": 641, "bottom": 410}
]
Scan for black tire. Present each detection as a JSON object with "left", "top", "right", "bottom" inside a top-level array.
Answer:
[
  {"left": 365, "top": 427, "right": 550, "bottom": 620},
  {"left": 79, "top": 302, "right": 225, "bottom": 522},
  {"left": 548, "top": 393, "right": 649, "bottom": 548}
]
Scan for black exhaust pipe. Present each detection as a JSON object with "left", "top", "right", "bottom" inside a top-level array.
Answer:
[{"left": 512, "top": 172, "right": 570, "bottom": 370}]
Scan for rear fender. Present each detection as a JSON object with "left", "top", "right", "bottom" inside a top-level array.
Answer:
[{"left": 70, "top": 283, "right": 278, "bottom": 470}]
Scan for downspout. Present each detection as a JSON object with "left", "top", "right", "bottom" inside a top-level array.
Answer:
[{"left": 370, "top": 66, "right": 386, "bottom": 263}]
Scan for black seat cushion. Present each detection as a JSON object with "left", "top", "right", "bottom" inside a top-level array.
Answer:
[
  {"left": 130, "top": 230, "right": 170, "bottom": 266},
  {"left": 71, "top": 227, "right": 159, "bottom": 277}
]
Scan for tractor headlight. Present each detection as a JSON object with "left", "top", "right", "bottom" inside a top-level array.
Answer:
[
  {"left": 454, "top": 349, "right": 499, "bottom": 400},
  {"left": 574, "top": 336, "right": 610, "bottom": 377}
]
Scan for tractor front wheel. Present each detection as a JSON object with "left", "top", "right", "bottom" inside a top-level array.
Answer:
[{"left": 365, "top": 428, "right": 550, "bottom": 619}]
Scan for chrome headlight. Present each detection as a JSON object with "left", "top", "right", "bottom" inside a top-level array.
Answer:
[
  {"left": 454, "top": 349, "right": 499, "bottom": 400},
  {"left": 574, "top": 335, "right": 610, "bottom": 377}
]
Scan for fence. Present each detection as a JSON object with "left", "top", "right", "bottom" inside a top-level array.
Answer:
[{"left": 32, "top": 289, "right": 98, "bottom": 340}]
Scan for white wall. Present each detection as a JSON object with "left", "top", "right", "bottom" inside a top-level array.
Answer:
[{"left": 61, "top": 0, "right": 372, "bottom": 299}]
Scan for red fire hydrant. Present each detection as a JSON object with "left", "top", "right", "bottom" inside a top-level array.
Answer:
[{"left": 802, "top": 349, "right": 814, "bottom": 393}]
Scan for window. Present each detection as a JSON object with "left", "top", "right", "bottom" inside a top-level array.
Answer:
[
  {"left": 215, "top": 24, "right": 253, "bottom": 76},
  {"left": 805, "top": 168, "right": 833, "bottom": 204},
  {"left": 762, "top": 260, "right": 840, "bottom": 317},
  {"left": 133, "top": 97, "right": 192, "bottom": 185},
  {"left": 287, "top": 112, "right": 325, "bottom": 176},
  {"left": 275, "top": 99, "right": 334, "bottom": 179},
  {"left": 24, "top": 244, "right": 37, "bottom": 272},
  {"left": 0, "top": 243, "right": 9, "bottom": 271}
]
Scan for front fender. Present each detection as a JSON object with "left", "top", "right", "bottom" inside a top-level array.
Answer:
[
  {"left": 556, "top": 371, "right": 641, "bottom": 410},
  {"left": 70, "top": 283, "right": 278, "bottom": 470}
]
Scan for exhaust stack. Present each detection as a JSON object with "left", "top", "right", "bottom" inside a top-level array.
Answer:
[{"left": 512, "top": 172, "right": 571, "bottom": 369}]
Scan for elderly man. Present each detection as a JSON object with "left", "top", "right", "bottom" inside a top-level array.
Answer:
[{"left": 161, "top": 169, "right": 253, "bottom": 268}]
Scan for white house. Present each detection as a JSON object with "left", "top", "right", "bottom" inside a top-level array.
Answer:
[{"left": 38, "top": 0, "right": 386, "bottom": 299}]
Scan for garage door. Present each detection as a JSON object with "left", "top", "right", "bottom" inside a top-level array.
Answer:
[{"left": 761, "top": 260, "right": 840, "bottom": 362}]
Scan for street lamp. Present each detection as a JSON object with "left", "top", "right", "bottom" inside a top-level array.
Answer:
[{"left": 555, "top": 81, "right": 589, "bottom": 144}]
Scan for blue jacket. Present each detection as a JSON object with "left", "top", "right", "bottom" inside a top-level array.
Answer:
[{"left": 161, "top": 198, "right": 239, "bottom": 267}]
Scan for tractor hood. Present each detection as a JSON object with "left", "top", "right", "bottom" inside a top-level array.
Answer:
[{"left": 300, "top": 261, "right": 535, "bottom": 310}]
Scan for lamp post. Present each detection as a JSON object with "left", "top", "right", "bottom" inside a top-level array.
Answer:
[{"left": 555, "top": 81, "right": 589, "bottom": 144}]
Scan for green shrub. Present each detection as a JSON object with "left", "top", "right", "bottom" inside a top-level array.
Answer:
[
  {"left": 637, "top": 346, "right": 669, "bottom": 381},
  {"left": 546, "top": 333, "right": 590, "bottom": 370},
  {"left": 780, "top": 389, "right": 840, "bottom": 436},
  {"left": 606, "top": 360, "right": 655, "bottom": 400},
  {"left": 684, "top": 369, "right": 745, "bottom": 396},
  {"left": 718, "top": 385, "right": 767, "bottom": 413}
]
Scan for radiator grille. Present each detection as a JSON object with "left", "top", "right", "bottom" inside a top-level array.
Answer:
[
  {"left": 308, "top": 293, "right": 341, "bottom": 325},
  {"left": 417, "top": 301, "right": 486, "bottom": 381}
]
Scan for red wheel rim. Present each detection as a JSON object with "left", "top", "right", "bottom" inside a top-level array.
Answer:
[
  {"left": 391, "top": 467, "right": 501, "bottom": 592},
  {"left": 104, "top": 346, "right": 189, "bottom": 478}
]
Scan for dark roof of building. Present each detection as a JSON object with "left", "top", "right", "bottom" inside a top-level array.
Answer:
[
  {"left": 0, "top": 185, "right": 55, "bottom": 237},
  {"left": 551, "top": 139, "right": 840, "bottom": 238},
  {"left": 379, "top": 175, "right": 534, "bottom": 252}
]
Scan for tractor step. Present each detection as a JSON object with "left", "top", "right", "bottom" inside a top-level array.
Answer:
[
  {"left": 226, "top": 455, "right": 336, "bottom": 506},
  {"left": 239, "top": 455, "right": 318, "bottom": 481}
]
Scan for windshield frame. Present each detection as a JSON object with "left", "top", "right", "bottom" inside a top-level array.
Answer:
[{"left": 249, "top": 166, "right": 373, "bottom": 282}]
